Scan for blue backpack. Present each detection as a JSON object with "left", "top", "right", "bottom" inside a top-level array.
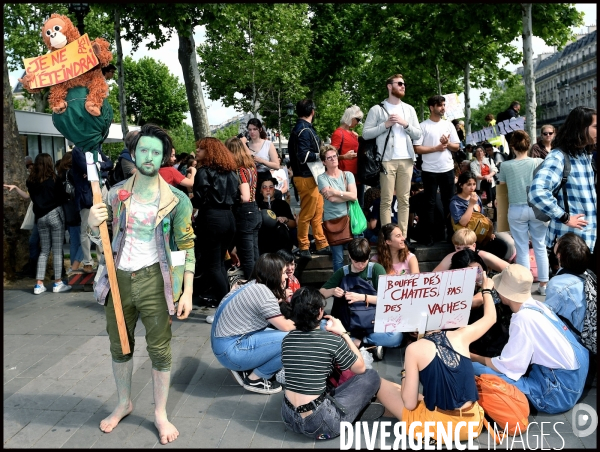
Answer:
[{"left": 331, "top": 263, "right": 378, "bottom": 335}]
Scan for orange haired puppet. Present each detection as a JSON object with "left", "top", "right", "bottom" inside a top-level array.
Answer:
[{"left": 19, "top": 14, "right": 113, "bottom": 116}]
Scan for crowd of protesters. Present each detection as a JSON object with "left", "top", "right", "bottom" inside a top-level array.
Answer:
[{"left": 4, "top": 83, "right": 596, "bottom": 444}]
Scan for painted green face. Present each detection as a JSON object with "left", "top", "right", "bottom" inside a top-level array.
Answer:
[{"left": 134, "top": 136, "right": 163, "bottom": 177}]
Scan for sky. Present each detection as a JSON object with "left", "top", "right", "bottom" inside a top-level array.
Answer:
[{"left": 9, "top": 3, "right": 596, "bottom": 127}]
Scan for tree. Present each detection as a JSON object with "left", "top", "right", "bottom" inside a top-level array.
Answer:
[
  {"left": 111, "top": 4, "right": 211, "bottom": 139},
  {"left": 111, "top": 56, "right": 188, "bottom": 129},
  {"left": 311, "top": 81, "right": 353, "bottom": 141},
  {"left": 169, "top": 122, "right": 196, "bottom": 155},
  {"left": 199, "top": 4, "right": 310, "bottom": 122},
  {"left": 470, "top": 78, "right": 526, "bottom": 131},
  {"left": 212, "top": 124, "right": 239, "bottom": 143},
  {"left": 3, "top": 51, "right": 30, "bottom": 280},
  {"left": 4, "top": 3, "right": 114, "bottom": 112}
]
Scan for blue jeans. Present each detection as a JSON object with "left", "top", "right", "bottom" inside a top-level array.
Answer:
[
  {"left": 331, "top": 245, "right": 345, "bottom": 272},
  {"left": 362, "top": 332, "right": 403, "bottom": 348},
  {"left": 508, "top": 204, "right": 549, "bottom": 282},
  {"left": 68, "top": 225, "right": 84, "bottom": 266},
  {"left": 281, "top": 368, "right": 381, "bottom": 440},
  {"left": 212, "top": 329, "right": 288, "bottom": 379},
  {"left": 472, "top": 305, "right": 588, "bottom": 414}
]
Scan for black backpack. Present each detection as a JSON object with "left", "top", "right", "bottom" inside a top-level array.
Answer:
[{"left": 358, "top": 104, "right": 392, "bottom": 187}]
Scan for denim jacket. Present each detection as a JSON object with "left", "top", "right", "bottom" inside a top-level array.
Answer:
[
  {"left": 90, "top": 174, "right": 196, "bottom": 314},
  {"left": 544, "top": 270, "right": 586, "bottom": 332}
]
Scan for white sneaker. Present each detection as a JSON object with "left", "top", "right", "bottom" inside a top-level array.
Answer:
[
  {"left": 205, "top": 315, "right": 214, "bottom": 324},
  {"left": 537, "top": 285, "right": 546, "bottom": 296},
  {"left": 33, "top": 284, "right": 46, "bottom": 295},
  {"left": 53, "top": 281, "right": 72, "bottom": 293}
]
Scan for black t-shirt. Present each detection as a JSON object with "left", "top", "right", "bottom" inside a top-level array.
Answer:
[{"left": 26, "top": 177, "right": 65, "bottom": 220}]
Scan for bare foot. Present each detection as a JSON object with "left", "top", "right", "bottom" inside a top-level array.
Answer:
[
  {"left": 99, "top": 401, "right": 133, "bottom": 433},
  {"left": 154, "top": 418, "right": 179, "bottom": 444}
]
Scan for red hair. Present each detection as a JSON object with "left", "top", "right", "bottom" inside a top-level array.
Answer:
[{"left": 196, "top": 137, "right": 237, "bottom": 172}]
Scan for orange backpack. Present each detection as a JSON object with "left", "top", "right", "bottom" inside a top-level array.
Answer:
[{"left": 475, "top": 374, "right": 530, "bottom": 444}]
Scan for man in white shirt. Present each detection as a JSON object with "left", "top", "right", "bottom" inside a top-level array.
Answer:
[
  {"left": 362, "top": 74, "right": 422, "bottom": 237},
  {"left": 471, "top": 264, "right": 589, "bottom": 414},
  {"left": 413, "top": 95, "right": 460, "bottom": 246}
]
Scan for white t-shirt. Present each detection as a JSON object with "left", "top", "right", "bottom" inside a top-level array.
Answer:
[
  {"left": 413, "top": 118, "right": 459, "bottom": 173},
  {"left": 383, "top": 101, "right": 410, "bottom": 160},
  {"left": 118, "top": 193, "right": 160, "bottom": 272},
  {"left": 491, "top": 299, "right": 578, "bottom": 381}
]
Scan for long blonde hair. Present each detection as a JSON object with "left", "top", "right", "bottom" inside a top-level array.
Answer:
[{"left": 225, "top": 137, "right": 255, "bottom": 169}]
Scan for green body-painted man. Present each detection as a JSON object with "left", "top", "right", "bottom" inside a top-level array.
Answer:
[{"left": 88, "top": 123, "right": 195, "bottom": 444}]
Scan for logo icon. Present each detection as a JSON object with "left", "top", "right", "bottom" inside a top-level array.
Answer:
[{"left": 572, "top": 403, "right": 598, "bottom": 437}]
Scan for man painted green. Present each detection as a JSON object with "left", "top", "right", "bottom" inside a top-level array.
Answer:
[{"left": 87, "top": 123, "right": 195, "bottom": 444}]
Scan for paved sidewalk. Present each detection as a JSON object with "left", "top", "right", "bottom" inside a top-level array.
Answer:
[{"left": 3, "top": 286, "right": 597, "bottom": 449}]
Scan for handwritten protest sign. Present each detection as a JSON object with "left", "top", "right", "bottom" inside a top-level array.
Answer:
[
  {"left": 442, "top": 93, "right": 465, "bottom": 121},
  {"left": 22, "top": 34, "right": 99, "bottom": 90},
  {"left": 374, "top": 268, "right": 477, "bottom": 333}
]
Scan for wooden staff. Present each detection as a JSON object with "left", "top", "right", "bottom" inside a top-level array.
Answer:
[{"left": 86, "top": 152, "right": 130, "bottom": 354}]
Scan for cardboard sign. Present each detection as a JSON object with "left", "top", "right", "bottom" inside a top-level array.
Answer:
[
  {"left": 22, "top": 34, "right": 99, "bottom": 89},
  {"left": 374, "top": 268, "right": 477, "bottom": 333},
  {"left": 442, "top": 93, "right": 465, "bottom": 121}
]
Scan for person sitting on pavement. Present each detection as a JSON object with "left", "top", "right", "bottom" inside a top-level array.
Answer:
[
  {"left": 210, "top": 253, "right": 296, "bottom": 395},
  {"left": 280, "top": 286, "right": 384, "bottom": 440},
  {"left": 275, "top": 248, "right": 301, "bottom": 319},
  {"left": 471, "top": 264, "right": 589, "bottom": 414},
  {"left": 371, "top": 223, "right": 419, "bottom": 276},
  {"left": 373, "top": 270, "right": 496, "bottom": 443},
  {"left": 449, "top": 249, "right": 511, "bottom": 358},
  {"left": 256, "top": 177, "right": 296, "bottom": 254},
  {"left": 433, "top": 229, "right": 510, "bottom": 274},
  {"left": 320, "top": 238, "right": 401, "bottom": 360}
]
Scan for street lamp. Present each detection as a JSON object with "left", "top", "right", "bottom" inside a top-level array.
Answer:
[
  {"left": 68, "top": 3, "right": 90, "bottom": 36},
  {"left": 285, "top": 102, "right": 294, "bottom": 138}
]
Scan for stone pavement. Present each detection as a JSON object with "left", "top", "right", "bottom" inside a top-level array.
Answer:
[{"left": 3, "top": 285, "right": 597, "bottom": 449}]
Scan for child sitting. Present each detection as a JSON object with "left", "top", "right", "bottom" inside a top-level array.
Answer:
[{"left": 471, "top": 264, "right": 589, "bottom": 414}]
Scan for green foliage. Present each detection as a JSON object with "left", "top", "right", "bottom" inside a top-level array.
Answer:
[
  {"left": 199, "top": 3, "right": 310, "bottom": 119},
  {"left": 212, "top": 124, "right": 239, "bottom": 143},
  {"left": 311, "top": 81, "right": 353, "bottom": 140},
  {"left": 168, "top": 122, "right": 196, "bottom": 155},
  {"left": 117, "top": 56, "right": 188, "bottom": 129},
  {"left": 101, "top": 142, "right": 123, "bottom": 162},
  {"left": 531, "top": 4, "right": 584, "bottom": 49},
  {"left": 470, "top": 78, "right": 526, "bottom": 131}
]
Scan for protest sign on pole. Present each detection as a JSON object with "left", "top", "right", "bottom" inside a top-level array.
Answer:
[
  {"left": 22, "top": 34, "right": 99, "bottom": 90},
  {"left": 374, "top": 268, "right": 477, "bottom": 333},
  {"left": 442, "top": 93, "right": 465, "bottom": 121}
]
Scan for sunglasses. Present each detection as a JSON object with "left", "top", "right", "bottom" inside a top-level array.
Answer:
[
  {"left": 392, "top": 81, "right": 406, "bottom": 87},
  {"left": 542, "top": 132, "right": 554, "bottom": 136},
  {"left": 354, "top": 117, "right": 362, "bottom": 123},
  {"left": 261, "top": 185, "right": 275, "bottom": 189}
]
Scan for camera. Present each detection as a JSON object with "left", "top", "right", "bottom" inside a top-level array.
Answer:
[{"left": 237, "top": 131, "right": 250, "bottom": 141}]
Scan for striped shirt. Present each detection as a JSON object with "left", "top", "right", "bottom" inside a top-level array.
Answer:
[
  {"left": 528, "top": 149, "right": 596, "bottom": 249},
  {"left": 282, "top": 330, "right": 357, "bottom": 395},
  {"left": 497, "top": 157, "right": 543, "bottom": 205},
  {"left": 212, "top": 281, "right": 282, "bottom": 337},
  {"left": 238, "top": 166, "right": 258, "bottom": 202}
]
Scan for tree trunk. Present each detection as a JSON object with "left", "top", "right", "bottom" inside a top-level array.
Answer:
[
  {"left": 178, "top": 27, "right": 210, "bottom": 140},
  {"left": 464, "top": 62, "right": 471, "bottom": 135},
  {"left": 3, "top": 54, "right": 30, "bottom": 281},
  {"left": 114, "top": 8, "right": 128, "bottom": 139},
  {"left": 435, "top": 64, "right": 442, "bottom": 95},
  {"left": 522, "top": 3, "right": 537, "bottom": 138},
  {"left": 33, "top": 91, "right": 48, "bottom": 113}
]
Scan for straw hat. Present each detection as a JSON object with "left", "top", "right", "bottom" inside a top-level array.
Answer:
[{"left": 492, "top": 264, "right": 533, "bottom": 303}]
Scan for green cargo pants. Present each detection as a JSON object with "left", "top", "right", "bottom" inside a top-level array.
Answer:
[{"left": 105, "top": 263, "right": 172, "bottom": 371}]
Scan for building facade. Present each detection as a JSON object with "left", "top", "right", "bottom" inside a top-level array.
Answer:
[{"left": 535, "top": 27, "right": 597, "bottom": 131}]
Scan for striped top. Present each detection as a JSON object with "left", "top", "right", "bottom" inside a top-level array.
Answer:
[
  {"left": 282, "top": 329, "right": 357, "bottom": 395},
  {"left": 212, "top": 281, "right": 282, "bottom": 337},
  {"left": 238, "top": 166, "right": 258, "bottom": 202},
  {"left": 497, "top": 157, "right": 543, "bottom": 205}
]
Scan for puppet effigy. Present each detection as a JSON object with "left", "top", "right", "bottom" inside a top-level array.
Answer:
[{"left": 18, "top": 14, "right": 112, "bottom": 116}]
